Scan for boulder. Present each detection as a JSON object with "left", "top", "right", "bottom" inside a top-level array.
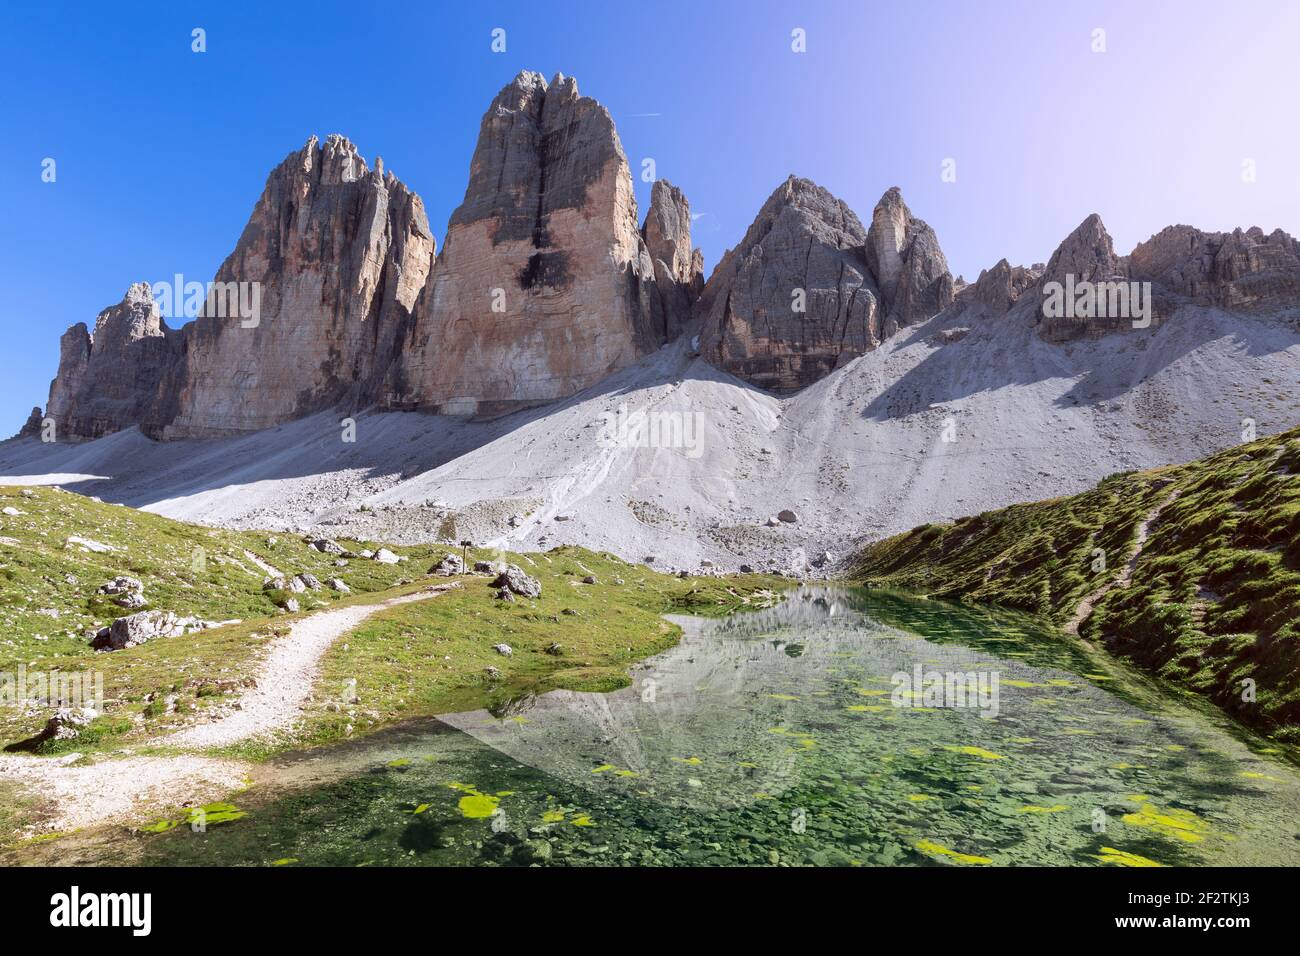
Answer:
[
  {"left": 491, "top": 564, "right": 542, "bottom": 598},
  {"left": 429, "top": 553, "right": 467, "bottom": 576},
  {"left": 373, "top": 548, "right": 402, "bottom": 564},
  {"left": 92, "top": 610, "right": 185, "bottom": 651}
]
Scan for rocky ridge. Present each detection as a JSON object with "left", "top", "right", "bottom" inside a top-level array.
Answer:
[{"left": 18, "top": 71, "right": 1300, "bottom": 441}]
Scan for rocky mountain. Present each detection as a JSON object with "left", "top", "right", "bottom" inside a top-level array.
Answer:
[
  {"left": 864, "top": 186, "right": 955, "bottom": 332},
  {"left": 160, "top": 134, "right": 436, "bottom": 439},
  {"left": 44, "top": 283, "right": 182, "bottom": 442},
  {"left": 696, "top": 179, "right": 953, "bottom": 392},
  {"left": 17, "top": 70, "right": 1300, "bottom": 444},
  {"left": 383, "top": 71, "right": 700, "bottom": 416},
  {"left": 966, "top": 213, "right": 1300, "bottom": 343}
]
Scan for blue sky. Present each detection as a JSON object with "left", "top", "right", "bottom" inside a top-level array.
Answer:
[{"left": 3, "top": 0, "right": 1299, "bottom": 435}]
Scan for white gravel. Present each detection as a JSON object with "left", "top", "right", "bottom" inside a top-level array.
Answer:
[
  {"left": 169, "top": 583, "right": 459, "bottom": 748},
  {"left": 0, "top": 752, "right": 248, "bottom": 833},
  {"left": 2, "top": 302, "right": 1297, "bottom": 577}
]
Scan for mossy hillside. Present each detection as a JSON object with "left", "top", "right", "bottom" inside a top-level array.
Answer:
[
  {"left": 262, "top": 545, "right": 785, "bottom": 755},
  {"left": 849, "top": 426, "right": 1300, "bottom": 740}
]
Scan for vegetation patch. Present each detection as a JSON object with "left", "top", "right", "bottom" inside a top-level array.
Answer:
[{"left": 849, "top": 427, "right": 1300, "bottom": 741}]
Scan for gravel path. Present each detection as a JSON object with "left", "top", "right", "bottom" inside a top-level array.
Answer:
[
  {"left": 169, "top": 583, "right": 459, "bottom": 748},
  {"left": 0, "top": 753, "right": 248, "bottom": 834}
]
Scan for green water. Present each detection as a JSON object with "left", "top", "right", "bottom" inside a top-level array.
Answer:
[{"left": 31, "top": 587, "right": 1300, "bottom": 866}]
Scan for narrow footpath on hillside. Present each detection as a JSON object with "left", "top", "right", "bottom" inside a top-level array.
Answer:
[
  {"left": 0, "top": 583, "right": 460, "bottom": 837},
  {"left": 1065, "top": 490, "right": 1178, "bottom": 637}
]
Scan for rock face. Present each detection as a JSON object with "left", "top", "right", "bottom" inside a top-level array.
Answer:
[
  {"left": 1129, "top": 224, "right": 1300, "bottom": 313},
  {"left": 159, "top": 134, "right": 435, "bottom": 438},
  {"left": 385, "top": 71, "right": 697, "bottom": 416},
  {"left": 1033, "top": 214, "right": 1134, "bottom": 342},
  {"left": 1029, "top": 214, "right": 1300, "bottom": 342},
  {"left": 865, "top": 187, "right": 955, "bottom": 332},
  {"left": 696, "top": 177, "right": 879, "bottom": 393},
  {"left": 641, "top": 179, "right": 705, "bottom": 341},
  {"left": 16, "top": 407, "right": 43, "bottom": 439},
  {"left": 964, "top": 258, "right": 1041, "bottom": 314},
  {"left": 33, "top": 136, "right": 435, "bottom": 443},
  {"left": 698, "top": 180, "right": 953, "bottom": 392},
  {"left": 44, "top": 284, "right": 181, "bottom": 441}
]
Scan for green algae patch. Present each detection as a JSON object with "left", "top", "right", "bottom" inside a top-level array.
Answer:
[
  {"left": 914, "top": 839, "right": 991, "bottom": 865},
  {"left": 447, "top": 781, "right": 501, "bottom": 819},
  {"left": 1121, "top": 797, "right": 1210, "bottom": 844},
  {"left": 1096, "top": 846, "right": 1163, "bottom": 867},
  {"left": 138, "top": 801, "right": 246, "bottom": 834},
  {"left": 944, "top": 745, "right": 1006, "bottom": 761}
]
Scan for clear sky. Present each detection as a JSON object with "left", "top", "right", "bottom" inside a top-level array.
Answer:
[{"left": 3, "top": 0, "right": 1299, "bottom": 435}]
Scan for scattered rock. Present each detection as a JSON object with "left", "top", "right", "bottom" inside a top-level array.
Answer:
[
  {"left": 545, "top": 642, "right": 563, "bottom": 656},
  {"left": 777, "top": 509, "right": 799, "bottom": 523},
  {"left": 310, "top": 538, "right": 345, "bottom": 555},
  {"left": 297, "top": 572, "right": 322, "bottom": 590},
  {"left": 64, "top": 536, "right": 118, "bottom": 553},
  {"left": 326, "top": 578, "right": 350, "bottom": 593},
  {"left": 491, "top": 564, "right": 542, "bottom": 599},
  {"left": 429, "top": 553, "right": 466, "bottom": 576},
  {"left": 280, "top": 598, "right": 300, "bottom": 613},
  {"left": 91, "top": 610, "right": 183, "bottom": 651},
  {"left": 373, "top": 548, "right": 402, "bottom": 564},
  {"left": 581, "top": 575, "right": 597, "bottom": 585},
  {"left": 492, "top": 643, "right": 513, "bottom": 657}
]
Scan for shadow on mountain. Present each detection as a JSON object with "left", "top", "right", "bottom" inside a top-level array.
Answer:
[{"left": 860, "top": 304, "right": 1300, "bottom": 421}]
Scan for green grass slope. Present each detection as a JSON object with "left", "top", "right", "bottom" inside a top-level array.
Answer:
[
  {"left": 848, "top": 426, "right": 1300, "bottom": 741},
  {"left": 0, "top": 486, "right": 781, "bottom": 756}
]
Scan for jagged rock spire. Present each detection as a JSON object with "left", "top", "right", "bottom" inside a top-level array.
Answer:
[{"left": 384, "top": 69, "right": 700, "bottom": 416}]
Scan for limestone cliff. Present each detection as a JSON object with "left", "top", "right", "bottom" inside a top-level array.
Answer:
[
  {"left": 43, "top": 283, "right": 181, "bottom": 441},
  {"left": 384, "top": 71, "right": 698, "bottom": 416},
  {"left": 159, "top": 134, "right": 435, "bottom": 438},
  {"left": 697, "top": 180, "right": 954, "bottom": 392}
]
